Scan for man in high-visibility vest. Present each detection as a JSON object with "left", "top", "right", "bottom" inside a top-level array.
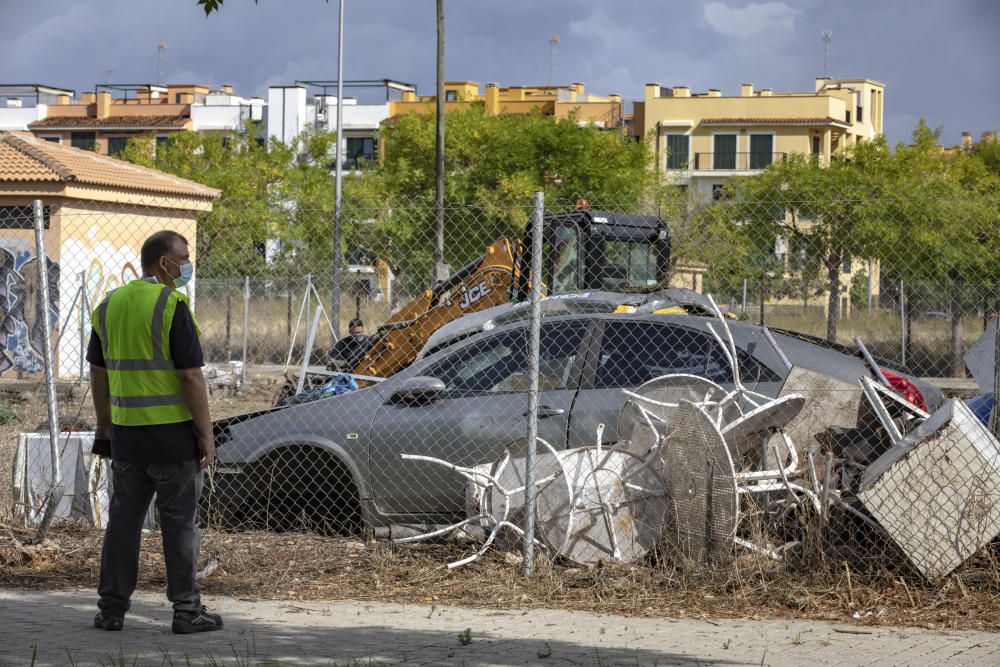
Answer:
[{"left": 88, "top": 230, "right": 223, "bottom": 634}]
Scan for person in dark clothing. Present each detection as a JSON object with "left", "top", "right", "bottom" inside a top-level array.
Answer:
[
  {"left": 328, "top": 318, "right": 373, "bottom": 371},
  {"left": 89, "top": 230, "right": 223, "bottom": 634}
]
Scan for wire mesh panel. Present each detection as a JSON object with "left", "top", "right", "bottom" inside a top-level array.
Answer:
[{"left": 2, "top": 181, "right": 1000, "bottom": 589}]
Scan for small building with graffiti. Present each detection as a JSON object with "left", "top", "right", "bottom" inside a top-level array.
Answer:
[{"left": 0, "top": 131, "right": 219, "bottom": 378}]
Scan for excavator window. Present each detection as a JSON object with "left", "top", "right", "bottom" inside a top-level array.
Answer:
[
  {"left": 550, "top": 225, "right": 583, "bottom": 293},
  {"left": 599, "top": 239, "right": 659, "bottom": 290}
]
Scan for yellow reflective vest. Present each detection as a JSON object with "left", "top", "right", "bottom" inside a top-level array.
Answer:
[{"left": 92, "top": 279, "right": 199, "bottom": 426}]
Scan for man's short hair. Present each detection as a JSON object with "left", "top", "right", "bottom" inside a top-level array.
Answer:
[
  {"left": 348, "top": 318, "right": 364, "bottom": 330},
  {"left": 141, "top": 230, "right": 188, "bottom": 272}
]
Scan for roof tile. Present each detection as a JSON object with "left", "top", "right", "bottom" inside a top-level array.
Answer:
[{"left": 0, "top": 131, "right": 219, "bottom": 199}]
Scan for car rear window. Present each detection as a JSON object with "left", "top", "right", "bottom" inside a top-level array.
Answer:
[{"left": 595, "top": 321, "right": 780, "bottom": 388}]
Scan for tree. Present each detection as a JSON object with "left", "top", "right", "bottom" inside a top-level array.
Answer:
[
  {"left": 363, "top": 105, "right": 655, "bottom": 290},
  {"left": 121, "top": 127, "right": 343, "bottom": 280}
]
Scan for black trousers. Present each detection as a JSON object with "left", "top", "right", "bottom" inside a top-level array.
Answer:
[{"left": 97, "top": 459, "right": 203, "bottom": 615}]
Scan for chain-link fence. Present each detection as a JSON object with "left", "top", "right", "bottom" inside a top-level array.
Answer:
[{"left": 4, "top": 186, "right": 1000, "bottom": 584}]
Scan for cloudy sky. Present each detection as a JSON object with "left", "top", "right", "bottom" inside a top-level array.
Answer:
[{"left": 1, "top": 0, "right": 996, "bottom": 146}]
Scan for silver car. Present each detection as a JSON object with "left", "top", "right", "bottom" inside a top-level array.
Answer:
[{"left": 208, "top": 312, "right": 941, "bottom": 534}]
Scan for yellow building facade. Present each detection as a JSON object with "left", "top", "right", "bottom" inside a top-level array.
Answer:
[
  {"left": 390, "top": 81, "right": 624, "bottom": 129},
  {"left": 636, "top": 77, "right": 884, "bottom": 198},
  {"left": 636, "top": 77, "right": 885, "bottom": 314}
]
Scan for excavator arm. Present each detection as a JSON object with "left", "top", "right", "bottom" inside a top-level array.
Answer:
[{"left": 352, "top": 237, "right": 530, "bottom": 379}]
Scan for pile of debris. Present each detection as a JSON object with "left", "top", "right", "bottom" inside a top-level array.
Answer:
[{"left": 400, "top": 298, "right": 1000, "bottom": 580}]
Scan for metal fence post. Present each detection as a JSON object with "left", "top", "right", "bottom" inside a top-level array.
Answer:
[
  {"left": 522, "top": 191, "right": 544, "bottom": 577},
  {"left": 32, "top": 199, "right": 63, "bottom": 542},
  {"left": 990, "top": 299, "right": 1000, "bottom": 438},
  {"left": 240, "top": 275, "right": 250, "bottom": 385},
  {"left": 899, "top": 279, "right": 907, "bottom": 369},
  {"left": 741, "top": 278, "right": 748, "bottom": 316},
  {"left": 78, "top": 270, "right": 87, "bottom": 383}
]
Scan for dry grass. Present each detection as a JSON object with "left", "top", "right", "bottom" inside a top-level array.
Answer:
[{"left": 2, "top": 523, "right": 999, "bottom": 632}]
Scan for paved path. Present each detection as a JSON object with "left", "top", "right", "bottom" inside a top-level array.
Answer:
[{"left": 1, "top": 588, "right": 998, "bottom": 666}]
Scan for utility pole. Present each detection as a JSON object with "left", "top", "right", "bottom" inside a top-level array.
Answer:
[
  {"left": 332, "top": 0, "right": 345, "bottom": 337},
  {"left": 157, "top": 43, "right": 168, "bottom": 85},
  {"left": 433, "top": 0, "right": 446, "bottom": 281},
  {"left": 821, "top": 31, "right": 832, "bottom": 78},
  {"left": 548, "top": 35, "right": 560, "bottom": 86}
]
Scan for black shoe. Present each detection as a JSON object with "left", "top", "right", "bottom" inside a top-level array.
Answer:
[
  {"left": 172, "top": 606, "right": 223, "bottom": 634},
  {"left": 94, "top": 611, "right": 124, "bottom": 631}
]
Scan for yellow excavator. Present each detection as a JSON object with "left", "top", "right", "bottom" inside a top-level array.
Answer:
[{"left": 350, "top": 206, "right": 671, "bottom": 380}]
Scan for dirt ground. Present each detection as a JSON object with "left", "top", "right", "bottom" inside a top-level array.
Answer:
[{"left": 2, "top": 523, "right": 999, "bottom": 634}]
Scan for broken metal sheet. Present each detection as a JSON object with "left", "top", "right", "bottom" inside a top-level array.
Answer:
[
  {"left": 661, "top": 400, "right": 739, "bottom": 564},
  {"left": 535, "top": 448, "right": 668, "bottom": 564},
  {"left": 963, "top": 320, "right": 997, "bottom": 394},
  {"left": 769, "top": 366, "right": 862, "bottom": 460},
  {"left": 721, "top": 394, "right": 805, "bottom": 466},
  {"left": 858, "top": 399, "right": 1000, "bottom": 579}
]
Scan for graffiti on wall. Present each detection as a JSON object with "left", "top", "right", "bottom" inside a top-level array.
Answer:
[{"left": 0, "top": 241, "right": 59, "bottom": 375}]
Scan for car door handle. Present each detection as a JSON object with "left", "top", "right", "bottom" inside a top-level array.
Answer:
[{"left": 523, "top": 406, "right": 566, "bottom": 418}]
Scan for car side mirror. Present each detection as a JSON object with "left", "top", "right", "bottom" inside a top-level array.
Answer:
[{"left": 391, "top": 376, "right": 446, "bottom": 405}]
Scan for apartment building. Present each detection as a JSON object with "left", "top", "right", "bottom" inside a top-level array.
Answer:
[
  {"left": 267, "top": 80, "right": 415, "bottom": 169},
  {"left": 0, "top": 83, "right": 265, "bottom": 156},
  {"left": 635, "top": 77, "right": 885, "bottom": 199},
  {"left": 390, "top": 81, "right": 624, "bottom": 129}
]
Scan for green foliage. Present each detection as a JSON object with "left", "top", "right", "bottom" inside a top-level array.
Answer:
[
  {"left": 694, "top": 122, "right": 1000, "bottom": 340},
  {"left": 369, "top": 105, "right": 654, "bottom": 284},
  {"left": 850, "top": 270, "right": 869, "bottom": 311},
  {"left": 122, "top": 126, "right": 340, "bottom": 279}
]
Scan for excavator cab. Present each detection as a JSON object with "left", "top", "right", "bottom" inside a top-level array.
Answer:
[{"left": 539, "top": 209, "right": 671, "bottom": 294}]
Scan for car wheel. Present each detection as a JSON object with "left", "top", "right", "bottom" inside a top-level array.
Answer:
[{"left": 227, "top": 444, "right": 363, "bottom": 535}]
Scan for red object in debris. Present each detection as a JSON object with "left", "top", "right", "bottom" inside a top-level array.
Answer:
[{"left": 880, "top": 369, "right": 928, "bottom": 412}]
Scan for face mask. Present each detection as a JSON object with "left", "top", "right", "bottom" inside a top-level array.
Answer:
[
  {"left": 167, "top": 259, "right": 194, "bottom": 289},
  {"left": 350, "top": 333, "right": 366, "bottom": 342}
]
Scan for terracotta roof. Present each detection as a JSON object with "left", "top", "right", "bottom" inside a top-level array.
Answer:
[
  {"left": 0, "top": 131, "right": 219, "bottom": 199},
  {"left": 28, "top": 115, "right": 190, "bottom": 130},
  {"left": 701, "top": 117, "right": 851, "bottom": 127}
]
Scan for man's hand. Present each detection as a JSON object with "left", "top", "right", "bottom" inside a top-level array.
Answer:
[
  {"left": 198, "top": 434, "right": 216, "bottom": 470},
  {"left": 95, "top": 422, "right": 112, "bottom": 441}
]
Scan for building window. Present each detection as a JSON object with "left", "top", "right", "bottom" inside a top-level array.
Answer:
[
  {"left": 0, "top": 205, "right": 51, "bottom": 229},
  {"left": 40, "top": 135, "right": 61, "bottom": 144},
  {"left": 713, "top": 134, "right": 736, "bottom": 169},
  {"left": 108, "top": 137, "right": 128, "bottom": 156},
  {"left": 846, "top": 110, "right": 852, "bottom": 124},
  {"left": 445, "top": 90, "right": 457, "bottom": 102},
  {"left": 345, "top": 137, "right": 375, "bottom": 168},
  {"left": 665, "top": 134, "right": 689, "bottom": 169},
  {"left": 749, "top": 134, "right": 773, "bottom": 169},
  {"left": 811, "top": 136, "right": 821, "bottom": 155},
  {"left": 71, "top": 132, "right": 96, "bottom": 151},
  {"left": 842, "top": 254, "right": 852, "bottom": 274}
]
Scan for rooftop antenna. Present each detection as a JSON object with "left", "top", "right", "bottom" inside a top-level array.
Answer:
[
  {"left": 821, "top": 30, "right": 832, "bottom": 78},
  {"left": 157, "top": 43, "right": 168, "bottom": 85},
  {"left": 548, "top": 35, "right": 560, "bottom": 86},
  {"left": 104, "top": 66, "right": 114, "bottom": 85}
]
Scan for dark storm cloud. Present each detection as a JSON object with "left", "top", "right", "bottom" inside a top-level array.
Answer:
[{"left": 0, "top": 0, "right": 995, "bottom": 145}]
